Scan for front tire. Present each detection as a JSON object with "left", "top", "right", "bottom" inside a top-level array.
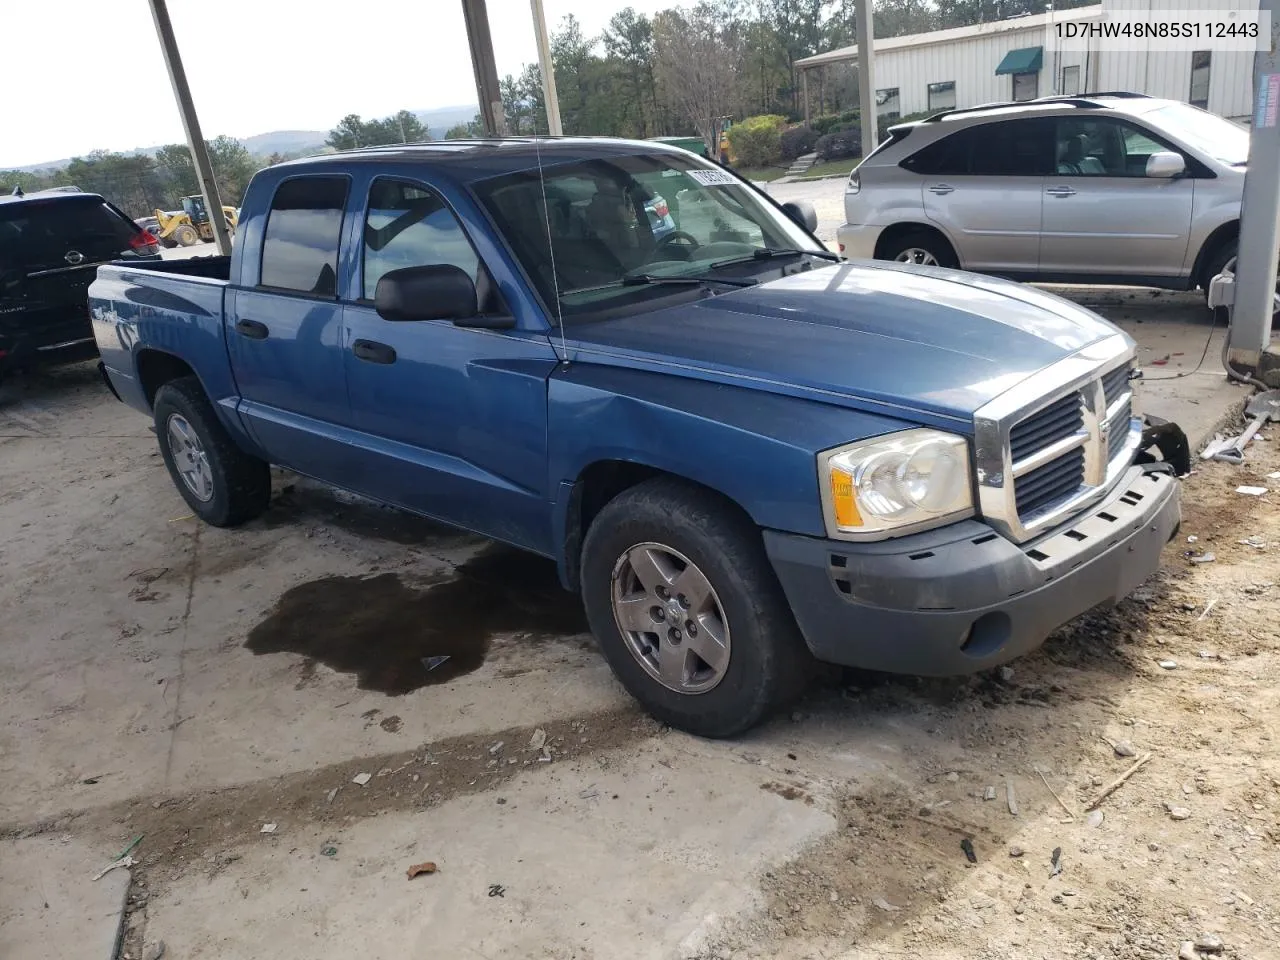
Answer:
[
  {"left": 879, "top": 229, "right": 958, "bottom": 269},
  {"left": 580, "top": 478, "right": 812, "bottom": 738},
  {"left": 153, "top": 376, "right": 270, "bottom": 526},
  {"left": 173, "top": 224, "right": 199, "bottom": 247}
]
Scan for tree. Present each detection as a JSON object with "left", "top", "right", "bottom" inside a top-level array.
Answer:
[
  {"left": 326, "top": 114, "right": 368, "bottom": 150},
  {"left": 325, "top": 111, "right": 429, "bottom": 151},
  {"left": 653, "top": 4, "right": 743, "bottom": 153},
  {"left": 603, "top": 8, "right": 658, "bottom": 136},
  {"left": 444, "top": 115, "right": 485, "bottom": 139}
]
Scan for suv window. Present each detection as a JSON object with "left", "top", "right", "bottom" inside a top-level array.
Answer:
[
  {"left": 260, "top": 176, "right": 349, "bottom": 296},
  {"left": 902, "top": 118, "right": 1052, "bottom": 176},
  {"left": 1053, "top": 118, "right": 1182, "bottom": 177},
  {"left": 0, "top": 196, "right": 146, "bottom": 273},
  {"left": 362, "top": 179, "right": 480, "bottom": 300}
]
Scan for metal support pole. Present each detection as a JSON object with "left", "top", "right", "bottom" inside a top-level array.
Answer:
[
  {"left": 147, "top": 0, "right": 231, "bottom": 256},
  {"left": 531, "top": 0, "right": 563, "bottom": 135},
  {"left": 854, "top": 0, "right": 877, "bottom": 153},
  {"left": 461, "top": 0, "right": 508, "bottom": 137},
  {"left": 1227, "top": 0, "right": 1280, "bottom": 374}
]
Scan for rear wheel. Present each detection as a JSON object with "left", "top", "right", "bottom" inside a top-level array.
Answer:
[
  {"left": 878, "top": 228, "right": 958, "bottom": 269},
  {"left": 154, "top": 376, "right": 270, "bottom": 526},
  {"left": 173, "top": 224, "right": 199, "bottom": 247},
  {"left": 580, "top": 478, "right": 812, "bottom": 738}
]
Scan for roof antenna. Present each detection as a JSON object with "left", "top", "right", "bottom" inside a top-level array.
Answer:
[{"left": 533, "top": 131, "right": 569, "bottom": 364}]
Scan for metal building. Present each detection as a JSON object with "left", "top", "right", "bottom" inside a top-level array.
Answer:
[{"left": 796, "top": 0, "right": 1257, "bottom": 123}]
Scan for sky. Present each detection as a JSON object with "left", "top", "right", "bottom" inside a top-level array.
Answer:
[{"left": 0, "top": 0, "right": 681, "bottom": 168}]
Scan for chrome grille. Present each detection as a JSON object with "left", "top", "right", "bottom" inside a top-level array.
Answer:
[
  {"left": 1015, "top": 447, "right": 1085, "bottom": 518},
  {"left": 1009, "top": 392, "right": 1084, "bottom": 463},
  {"left": 973, "top": 336, "right": 1144, "bottom": 544}
]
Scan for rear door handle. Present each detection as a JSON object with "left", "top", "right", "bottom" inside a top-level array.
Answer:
[
  {"left": 928, "top": 184, "right": 955, "bottom": 195},
  {"left": 352, "top": 339, "right": 397, "bottom": 364},
  {"left": 235, "top": 319, "right": 269, "bottom": 340},
  {"left": 1046, "top": 186, "right": 1077, "bottom": 197}
]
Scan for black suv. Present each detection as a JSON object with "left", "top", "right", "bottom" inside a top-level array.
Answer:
[{"left": 0, "top": 188, "right": 160, "bottom": 384}]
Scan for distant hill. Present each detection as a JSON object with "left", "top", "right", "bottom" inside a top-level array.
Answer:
[{"left": 9, "top": 103, "right": 480, "bottom": 171}]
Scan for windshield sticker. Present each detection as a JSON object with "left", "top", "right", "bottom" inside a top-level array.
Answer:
[{"left": 686, "top": 168, "right": 738, "bottom": 187}]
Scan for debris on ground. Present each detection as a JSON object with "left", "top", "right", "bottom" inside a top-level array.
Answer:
[
  {"left": 1197, "top": 598, "right": 1220, "bottom": 621},
  {"left": 1009, "top": 846, "right": 1024, "bottom": 858},
  {"left": 260, "top": 823, "right": 277, "bottom": 834},
  {"left": 488, "top": 883, "right": 505, "bottom": 898},
  {"left": 1180, "top": 942, "right": 1200, "bottom": 960},
  {"left": 352, "top": 772, "right": 372, "bottom": 786},
  {"left": 1006, "top": 781, "right": 1019, "bottom": 816},
  {"left": 998, "top": 666, "right": 1015, "bottom": 682},
  {"left": 1087, "top": 753, "right": 1153, "bottom": 810},
  {"left": 421, "top": 655, "right": 450, "bottom": 671},
  {"left": 1103, "top": 737, "right": 1137, "bottom": 758},
  {"left": 115, "top": 835, "right": 144, "bottom": 860},
  {"left": 325, "top": 787, "right": 339, "bottom": 804},
  {"left": 92, "top": 855, "right": 135, "bottom": 882},
  {"left": 1158, "top": 659, "right": 1178, "bottom": 669},
  {"left": 1166, "top": 804, "right": 1192, "bottom": 821},
  {"left": 1049, "top": 847, "right": 1063, "bottom": 878},
  {"left": 529, "top": 728, "right": 547, "bottom": 750},
  {"left": 1086, "top": 810, "right": 1104, "bottom": 829},
  {"left": 1238, "top": 535, "right": 1267, "bottom": 548},
  {"left": 1236, "top": 485, "right": 1269, "bottom": 496},
  {"left": 1037, "top": 768, "right": 1076, "bottom": 820},
  {"left": 1187, "top": 534, "right": 1199, "bottom": 543},
  {"left": 488, "top": 741, "right": 505, "bottom": 755},
  {"left": 960, "top": 837, "right": 977, "bottom": 863},
  {"left": 406, "top": 861, "right": 438, "bottom": 880},
  {"left": 144, "top": 940, "right": 166, "bottom": 960},
  {"left": 1189, "top": 552, "right": 1216, "bottom": 564},
  {"left": 1196, "top": 932, "right": 1225, "bottom": 953},
  {"left": 320, "top": 845, "right": 338, "bottom": 857},
  {"left": 983, "top": 785, "right": 996, "bottom": 801},
  {"left": 579, "top": 785, "right": 600, "bottom": 800},
  {"left": 871, "top": 896, "right": 902, "bottom": 912}
]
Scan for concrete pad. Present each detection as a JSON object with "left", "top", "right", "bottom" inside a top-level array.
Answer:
[
  {"left": 0, "top": 835, "right": 130, "bottom": 960},
  {"left": 142, "top": 736, "right": 834, "bottom": 960}
]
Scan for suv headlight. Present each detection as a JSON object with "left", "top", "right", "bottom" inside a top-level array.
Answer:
[{"left": 819, "top": 429, "right": 973, "bottom": 540}]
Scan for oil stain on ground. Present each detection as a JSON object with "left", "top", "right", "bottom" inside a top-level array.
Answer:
[{"left": 246, "top": 547, "right": 589, "bottom": 695}]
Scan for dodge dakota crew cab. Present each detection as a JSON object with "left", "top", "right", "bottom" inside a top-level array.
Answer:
[{"left": 90, "top": 138, "right": 1181, "bottom": 737}]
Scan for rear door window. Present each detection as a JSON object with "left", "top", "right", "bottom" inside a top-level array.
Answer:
[
  {"left": 0, "top": 197, "right": 142, "bottom": 272},
  {"left": 259, "top": 176, "right": 349, "bottom": 296},
  {"left": 903, "top": 119, "right": 1051, "bottom": 176}
]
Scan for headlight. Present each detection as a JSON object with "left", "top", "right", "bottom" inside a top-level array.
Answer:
[{"left": 819, "top": 429, "right": 973, "bottom": 539}]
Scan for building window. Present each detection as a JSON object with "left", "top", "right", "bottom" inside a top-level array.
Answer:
[
  {"left": 876, "top": 87, "right": 901, "bottom": 122},
  {"left": 1012, "top": 72, "right": 1038, "bottom": 101},
  {"left": 928, "top": 81, "right": 956, "bottom": 112},
  {"left": 1189, "top": 51, "right": 1211, "bottom": 108},
  {"left": 1061, "top": 64, "right": 1081, "bottom": 96}
]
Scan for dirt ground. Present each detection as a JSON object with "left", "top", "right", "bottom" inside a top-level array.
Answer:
[{"left": 1, "top": 300, "right": 1277, "bottom": 959}]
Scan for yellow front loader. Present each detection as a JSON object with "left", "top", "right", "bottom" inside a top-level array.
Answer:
[{"left": 154, "top": 196, "right": 239, "bottom": 247}]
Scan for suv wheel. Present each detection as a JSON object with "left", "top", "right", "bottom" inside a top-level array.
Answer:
[
  {"left": 580, "top": 478, "right": 811, "bottom": 738},
  {"left": 880, "top": 229, "right": 958, "bottom": 269}
]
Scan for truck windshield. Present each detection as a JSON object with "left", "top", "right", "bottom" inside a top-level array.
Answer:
[{"left": 473, "top": 153, "right": 824, "bottom": 321}]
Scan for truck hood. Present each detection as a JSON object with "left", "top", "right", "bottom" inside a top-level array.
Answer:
[{"left": 567, "top": 261, "right": 1123, "bottom": 424}]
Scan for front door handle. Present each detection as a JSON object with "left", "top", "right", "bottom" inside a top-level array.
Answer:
[
  {"left": 928, "top": 184, "right": 955, "bottom": 195},
  {"left": 235, "top": 319, "right": 269, "bottom": 340},
  {"left": 352, "top": 339, "right": 397, "bottom": 364},
  {"left": 1046, "top": 186, "right": 1077, "bottom": 197}
]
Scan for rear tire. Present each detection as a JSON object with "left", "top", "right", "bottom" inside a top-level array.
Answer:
[
  {"left": 173, "top": 224, "right": 199, "bottom": 247},
  {"left": 580, "top": 477, "right": 812, "bottom": 738},
  {"left": 878, "top": 228, "right": 959, "bottom": 269},
  {"left": 153, "top": 376, "right": 270, "bottom": 527}
]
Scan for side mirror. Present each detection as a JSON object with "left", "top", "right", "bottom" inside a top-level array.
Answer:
[
  {"left": 1146, "top": 151, "right": 1186, "bottom": 179},
  {"left": 373, "top": 263, "right": 512, "bottom": 329},
  {"left": 781, "top": 199, "right": 818, "bottom": 233}
]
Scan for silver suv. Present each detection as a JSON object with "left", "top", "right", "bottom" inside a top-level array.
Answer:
[{"left": 838, "top": 93, "right": 1250, "bottom": 297}]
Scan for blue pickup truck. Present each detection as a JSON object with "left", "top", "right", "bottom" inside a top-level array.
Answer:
[{"left": 90, "top": 138, "right": 1181, "bottom": 737}]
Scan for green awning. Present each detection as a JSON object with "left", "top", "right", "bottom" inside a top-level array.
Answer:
[{"left": 995, "top": 46, "right": 1043, "bottom": 75}]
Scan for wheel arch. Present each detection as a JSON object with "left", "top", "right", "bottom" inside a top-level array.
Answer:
[
  {"left": 1191, "top": 220, "right": 1239, "bottom": 289},
  {"left": 873, "top": 221, "right": 961, "bottom": 266},
  {"left": 135, "top": 349, "right": 199, "bottom": 408}
]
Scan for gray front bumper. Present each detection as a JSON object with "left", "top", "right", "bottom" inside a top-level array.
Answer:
[{"left": 764, "top": 465, "right": 1181, "bottom": 676}]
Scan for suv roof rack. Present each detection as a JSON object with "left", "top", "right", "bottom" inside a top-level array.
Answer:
[{"left": 921, "top": 91, "right": 1151, "bottom": 122}]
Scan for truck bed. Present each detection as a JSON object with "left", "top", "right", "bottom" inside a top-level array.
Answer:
[{"left": 113, "top": 254, "right": 232, "bottom": 282}]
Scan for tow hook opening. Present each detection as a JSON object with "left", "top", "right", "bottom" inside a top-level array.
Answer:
[{"left": 959, "top": 611, "right": 1012, "bottom": 659}]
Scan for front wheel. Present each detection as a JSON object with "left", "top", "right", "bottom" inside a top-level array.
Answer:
[
  {"left": 580, "top": 478, "right": 812, "bottom": 738},
  {"left": 153, "top": 376, "right": 271, "bottom": 526}
]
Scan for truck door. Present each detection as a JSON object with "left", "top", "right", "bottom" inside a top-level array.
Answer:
[
  {"left": 226, "top": 175, "right": 354, "bottom": 480},
  {"left": 338, "top": 176, "right": 559, "bottom": 552}
]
